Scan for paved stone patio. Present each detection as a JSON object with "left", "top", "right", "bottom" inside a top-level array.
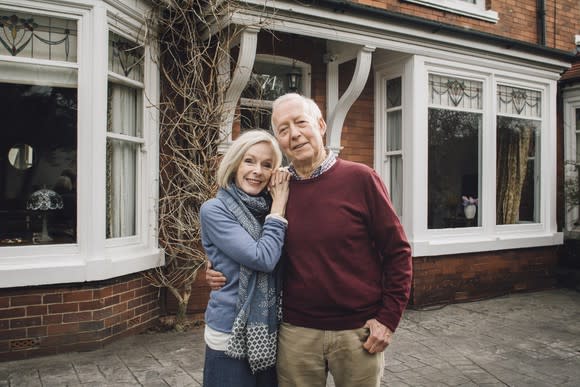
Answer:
[{"left": 1, "top": 289, "right": 579, "bottom": 386}]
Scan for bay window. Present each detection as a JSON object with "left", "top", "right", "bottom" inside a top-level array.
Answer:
[
  {"left": 0, "top": 0, "right": 161, "bottom": 287},
  {"left": 410, "top": 59, "right": 560, "bottom": 256}
]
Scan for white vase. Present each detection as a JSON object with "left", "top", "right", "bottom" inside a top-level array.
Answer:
[{"left": 464, "top": 204, "right": 477, "bottom": 220}]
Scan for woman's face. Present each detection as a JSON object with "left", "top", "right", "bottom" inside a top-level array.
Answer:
[{"left": 235, "top": 142, "right": 275, "bottom": 195}]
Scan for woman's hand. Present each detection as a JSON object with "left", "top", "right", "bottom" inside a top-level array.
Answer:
[{"left": 269, "top": 168, "right": 291, "bottom": 217}]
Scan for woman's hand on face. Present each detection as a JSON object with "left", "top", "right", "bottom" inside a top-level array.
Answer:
[{"left": 269, "top": 169, "right": 291, "bottom": 217}]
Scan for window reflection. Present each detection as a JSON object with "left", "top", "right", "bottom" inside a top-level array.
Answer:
[
  {"left": 8, "top": 144, "right": 34, "bottom": 170},
  {"left": 0, "top": 83, "right": 77, "bottom": 246}
]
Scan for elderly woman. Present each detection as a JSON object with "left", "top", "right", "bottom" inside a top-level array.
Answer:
[{"left": 200, "top": 130, "right": 291, "bottom": 387}]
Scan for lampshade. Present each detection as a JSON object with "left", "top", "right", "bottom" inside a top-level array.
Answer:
[{"left": 26, "top": 188, "right": 63, "bottom": 211}]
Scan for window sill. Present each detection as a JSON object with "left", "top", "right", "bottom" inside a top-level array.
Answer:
[
  {"left": 411, "top": 231, "right": 563, "bottom": 256},
  {"left": 404, "top": 0, "right": 499, "bottom": 23},
  {"left": 0, "top": 247, "right": 164, "bottom": 288}
]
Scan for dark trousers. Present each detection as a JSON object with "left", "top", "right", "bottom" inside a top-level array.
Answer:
[{"left": 203, "top": 345, "right": 278, "bottom": 387}]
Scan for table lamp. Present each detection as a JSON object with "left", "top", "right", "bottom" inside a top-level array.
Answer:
[{"left": 26, "top": 188, "right": 63, "bottom": 242}]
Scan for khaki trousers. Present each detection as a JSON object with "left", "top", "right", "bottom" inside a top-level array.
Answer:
[{"left": 277, "top": 322, "right": 384, "bottom": 387}]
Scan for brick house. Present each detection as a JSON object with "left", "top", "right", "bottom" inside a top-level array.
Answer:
[{"left": 1, "top": 0, "right": 580, "bottom": 360}]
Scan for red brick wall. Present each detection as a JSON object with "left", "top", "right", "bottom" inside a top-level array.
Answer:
[
  {"left": 412, "top": 247, "right": 559, "bottom": 306},
  {"left": 349, "top": 0, "right": 580, "bottom": 52},
  {"left": 0, "top": 273, "right": 160, "bottom": 361}
]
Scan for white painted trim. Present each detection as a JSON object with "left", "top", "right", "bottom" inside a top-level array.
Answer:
[
  {"left": 231, "top": 1, "right": 568, "bottom": 72},
  {"left": 411, "top": 232, "right": 562, "bottom": 256},
  {"left": 326, "top": 45, "right": 375, "bottom": 154},
  {"left": 374, "top": 57, "right": 408, "bottom": 226},
  {"left": 403, "top": 0, "right": 498, "bottom": 23},
  {"left": 219, "top": 26, "right": 260, "bottom": 153}
]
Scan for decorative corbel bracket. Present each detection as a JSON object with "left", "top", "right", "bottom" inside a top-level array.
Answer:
[
  {"left": 326, "top": 45, "right": 375, "bottom": 155},
  {"left": 218, "top": 26, "right": 260, "bottom": 153}
]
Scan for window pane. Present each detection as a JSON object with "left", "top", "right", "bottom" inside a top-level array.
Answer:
[
  {"left": 430, "top": 75, "right": 482, "bottom": 110},
  {"left": 242, "top": 62, "right": 296, "bottom": 101},
  {"left": 428, "top": 108, "right": 481, "bottom": 229},
  {"left": 108, "top": 83, "right": 142, "bottom": 137},
  {"left": 0, "top": 83, "right": 77, "bottom": 246},
  {"left": 496, "top": 117, "right": 540, "bottom": 224},
  {"left": 497, "top": 85, "right": 541, "bottom": 118},
  {"left": 0, "top": 11, "right": 77, "bottom": 62},
  {"left": 389, "top": 155, "right": 403, "bottom": 216},
  {"left": 106, "top": 83, "right": 140, "bottom": 238},
  {"left": 386, "top": 110, "right": 402, "bottom": 152},
  {"left": 106, "top": 139, "right": 137, "bottom": 238},
  {"left": 108, "top": 32, "right": 144, "bottom": 82},
  {"left": 386, "top": 77, "right": 401, "bottom": 108}
]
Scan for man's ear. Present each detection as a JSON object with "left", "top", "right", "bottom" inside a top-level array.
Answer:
[{"left": 318, "top": 118, "right": 327, "bottom": 136}]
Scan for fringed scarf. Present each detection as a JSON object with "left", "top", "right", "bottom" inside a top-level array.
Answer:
[{"left": 217, "top": 185, "right": 280, "bottom": 373}]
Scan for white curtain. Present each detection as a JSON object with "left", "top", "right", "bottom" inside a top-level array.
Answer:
[{"left": 107, "top": 84, "right": 138, "bottom": 238}]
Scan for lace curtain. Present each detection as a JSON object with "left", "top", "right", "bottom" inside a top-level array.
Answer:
[{"left": 106, "top": 84, "right": 137, "bottom": 238}]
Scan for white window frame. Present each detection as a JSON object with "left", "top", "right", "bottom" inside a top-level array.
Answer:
[
  {"left": 404, "top": 56, "right": 561, "bottom": 256},
  {"left": 563, "top": 86, "right": 580, "bottom": 238},
  {"left": 404, "top": 0, "right": 498, "bottom": 23},
  {"left": 375, "top": 72, "right": 405, "bottom": 218},
  {"left": 0, "top": 0, "right": 162, "bottom": 288}
]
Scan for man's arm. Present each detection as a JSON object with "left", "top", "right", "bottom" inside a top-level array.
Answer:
[{"left": 362, "top": 170, "right": 413, "bottom": 353}]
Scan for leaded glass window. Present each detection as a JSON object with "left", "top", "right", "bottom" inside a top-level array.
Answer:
[
  {"left": 0, "top": 11, "right": 77, "bottom": 62},
  {"left": 108, "top": 32, "right": 144, "bottom": 82},
  {"left": 428, "top": 74, "right": 482, "bottom": 229},
  {"left": 496, "top": 85, "right": 541, "bottom": 225},
  {"left": 106, "top": 33, "right": 144, "bottom": 239}
]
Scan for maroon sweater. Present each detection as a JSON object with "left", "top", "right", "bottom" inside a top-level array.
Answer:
[{"left": 282, "top": 159, "right": 412, "bottom": 332}]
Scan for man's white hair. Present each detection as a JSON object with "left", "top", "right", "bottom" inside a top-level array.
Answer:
[{"left": 271, "top": 93, "right": 324, "bottom": 133}]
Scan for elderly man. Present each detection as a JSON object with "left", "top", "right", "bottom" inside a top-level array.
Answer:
[{"left": 207, "top": 93, "right": 412, "bottom": 387}]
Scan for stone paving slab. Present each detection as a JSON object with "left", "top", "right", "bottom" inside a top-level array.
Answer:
[{"left": 1, "top": 289, "right": 579, "bottom": 386}]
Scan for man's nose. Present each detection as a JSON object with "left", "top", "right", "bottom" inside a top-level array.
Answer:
[{"left": 289, "top": 124, "right": 301, "bottom": 138}]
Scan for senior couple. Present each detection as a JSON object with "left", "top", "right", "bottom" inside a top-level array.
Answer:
[{"left": 200, "top": 93, "right": 413, "bottom": 387}]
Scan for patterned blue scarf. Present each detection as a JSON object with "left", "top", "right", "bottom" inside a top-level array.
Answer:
[{"left": 217, "top": 185, "right": 280, "bottom": 373}]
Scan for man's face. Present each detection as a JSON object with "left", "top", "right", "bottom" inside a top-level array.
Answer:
[{"left": 272, "top": 97, "right": 326, "bottom": 166}]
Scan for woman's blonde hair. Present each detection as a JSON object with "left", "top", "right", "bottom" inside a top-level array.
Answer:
[{"left": 216, "top": 130, "right": 283, "bottom": 189}]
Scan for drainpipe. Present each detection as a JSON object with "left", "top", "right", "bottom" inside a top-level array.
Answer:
[{"left": 537, "top": 0, "right": 546, "bottom": 46}]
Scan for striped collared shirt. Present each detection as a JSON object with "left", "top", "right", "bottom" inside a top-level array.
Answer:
[{"left": 288, "top": 150, "right": 337, "bottom": 180}]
